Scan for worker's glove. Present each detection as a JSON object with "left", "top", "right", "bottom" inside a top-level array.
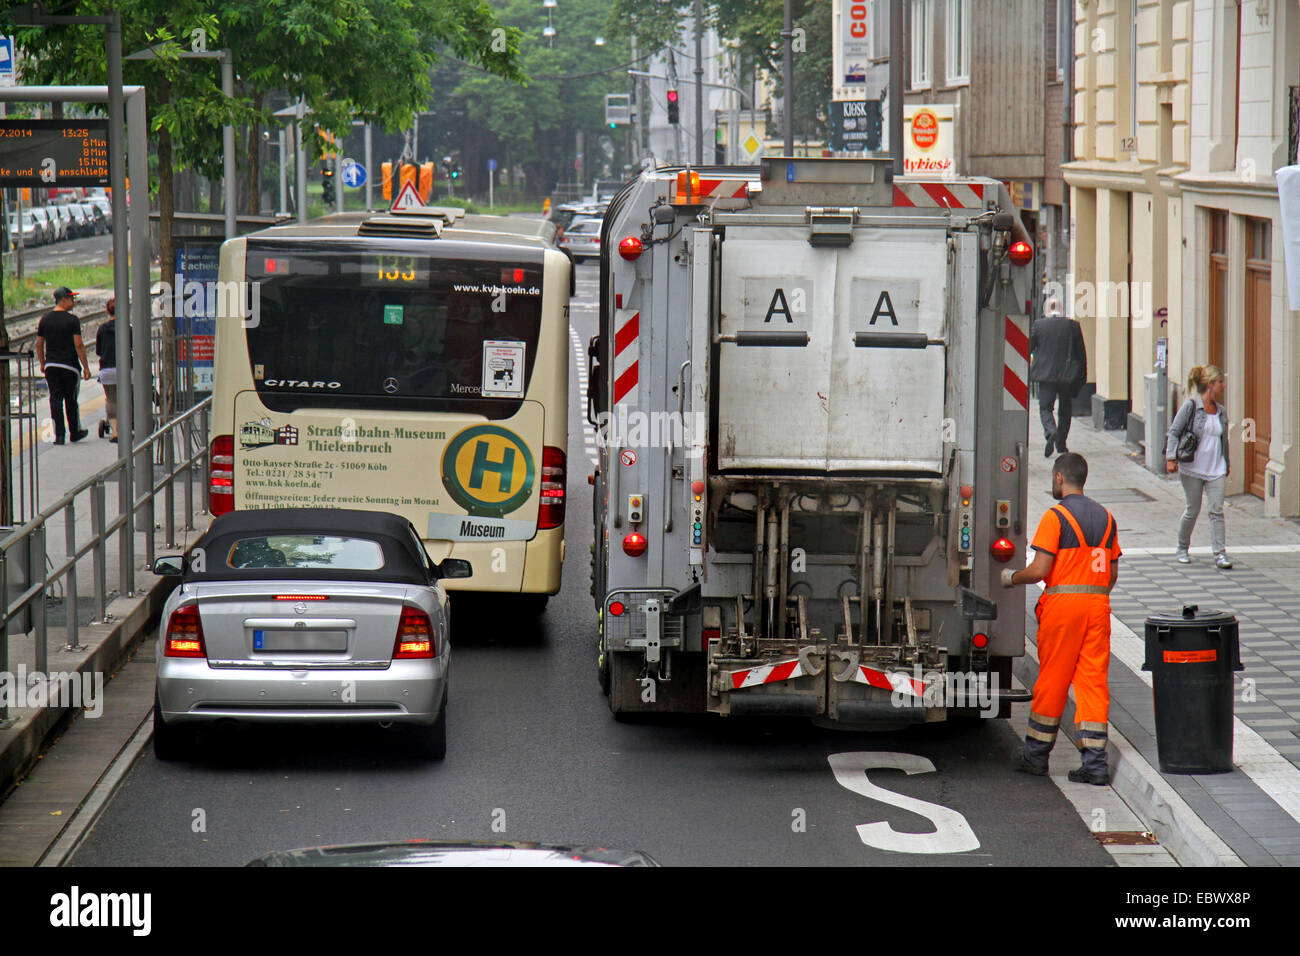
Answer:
[{"left": 1000, "top": 568, "right": 1017, "bottom": 587}]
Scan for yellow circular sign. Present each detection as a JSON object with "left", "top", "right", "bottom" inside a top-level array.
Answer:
[{"left": 441, "top": 425, "right": 536, "bottom": 517}]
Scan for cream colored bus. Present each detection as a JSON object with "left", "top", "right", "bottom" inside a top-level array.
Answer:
[{"left": 210, "top": 209, "right": 570, "bottom": 608}]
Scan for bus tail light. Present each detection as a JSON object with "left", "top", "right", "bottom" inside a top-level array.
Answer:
[
  {"left": 991, "top": 537, "right": 1016, "bottom": 562},
  {"left": 164, "top": 603, "right": 207, "bottom": 658},
  {"left": 210, "top": 434, "right": 234, "bottom": 515},
  {"left": 393, "top": 606, "right": 436, "bottom": 659},
  {"left": 622, "top": 532, "right": 647, "bottom": 557},
  {"left": 1008, "top": 241, "right": 1033, "bottom": 266},
  {"left": 539, "top": 446, "right": 566, "bottom": 530},
  {"left": 972, "top": 632, "right": 989, "bottom": 649}
]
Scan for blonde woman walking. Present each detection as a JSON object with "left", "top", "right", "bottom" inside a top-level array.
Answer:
[{"left": 1165, "top": 365, "right": 1231, "bottom": 568}]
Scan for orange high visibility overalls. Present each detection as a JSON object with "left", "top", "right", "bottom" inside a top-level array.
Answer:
[{"left": 1024, "top": 497, "right": 1120, "bottom": 774}]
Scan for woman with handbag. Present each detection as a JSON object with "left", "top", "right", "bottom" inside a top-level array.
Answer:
[{"left": 1165, "top": 364, "right": 1231, "bottom": 568}]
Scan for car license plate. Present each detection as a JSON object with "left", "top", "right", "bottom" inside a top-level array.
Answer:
[{"left": 252, "top": 629, "right": 348, "bottom": 652}]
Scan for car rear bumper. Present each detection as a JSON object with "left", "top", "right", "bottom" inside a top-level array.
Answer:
[{"left": 156, "top": 656, "right": 447, "bottom": 725}]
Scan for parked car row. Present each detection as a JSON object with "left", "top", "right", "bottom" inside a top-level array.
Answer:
[{"left": 5, "top": 192, "right": 112, "bottom": 248}]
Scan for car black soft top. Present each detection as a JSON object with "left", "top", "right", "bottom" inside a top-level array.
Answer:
[{"left": 185, "top": 508, "right": 431, "bottom": 585}]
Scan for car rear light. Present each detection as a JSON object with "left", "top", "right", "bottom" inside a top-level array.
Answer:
[
  {"left": 274, "top": 594, "right": 330, "bottom": 601},
  {"left": 622, "top": 532, "right": 647, "bottom": 557},
  {"left": 991, "top": 537, "right": 1016, "bottom": 562},
  {"left": 539, "top": 445, "right": 566, "bottom": 530},
  {"left": 972, "top": 632, "right": 989, "bottom": 649},
  {"left": 210, "top": 434, "right": 234, "bottom": 515},
  {"left": 164, "top": 603, "right": 206, "bottom": 658},
  {"left": 393, "top": 606, "right": 436, "bottom": 659},
  {"left": 609, "top": 600, "right": 626, "bottom": 616},
  {"left": 618, "top": 236, "right": 643, "bottom": 260},
  {"left": 1008, "top": 241, "right": 1033, "bottom": 266}
]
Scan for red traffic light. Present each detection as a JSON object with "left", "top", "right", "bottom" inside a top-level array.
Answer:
[
  {"left": 618, "top": 236, "right": 644, "bottom": 260},
  {"left": 1008, "top": 241, "right": 1033, "bottom": 266},
  {"left": 666, "top": 89, "right": 679, "bottom": 103}
]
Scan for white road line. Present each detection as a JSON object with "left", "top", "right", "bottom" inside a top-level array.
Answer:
[
  {"left": 568, "top": 324, "right": 599, "bottom": 466},
  {"left": 1032, "top": 580, "right": 1300, "bottom": 830}
]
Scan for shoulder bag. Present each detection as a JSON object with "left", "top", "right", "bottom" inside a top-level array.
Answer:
[{"left": 1175, "top": 401, "right": 1198, "bottom": 462}]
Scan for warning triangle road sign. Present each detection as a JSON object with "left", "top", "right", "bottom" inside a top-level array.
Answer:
[{"left": 390, "top": 180, "right": 424, "bottom": 212}]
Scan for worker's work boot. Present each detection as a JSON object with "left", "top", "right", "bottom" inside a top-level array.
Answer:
[
  {"left": 1011, "top": 737, "right": 1051, "bottom": 776},
  {"left": 1068, "top": 732, "right": 1110, "bottom": 785}
]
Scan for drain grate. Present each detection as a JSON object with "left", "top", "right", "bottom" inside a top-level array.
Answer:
[
  {"left": 1086, "top": 487, "right": 1156, "bottom": 504},
  {"left": 1094, "top": 831, "right": 1159, "bottom": 846}
]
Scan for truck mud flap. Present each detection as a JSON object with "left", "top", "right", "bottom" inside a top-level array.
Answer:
[
  {"left": 726, "top": 692, "right": 821, "bottom": 718},
  {"left": 834, "top": 700, "right": 928, "bottom": 724}
]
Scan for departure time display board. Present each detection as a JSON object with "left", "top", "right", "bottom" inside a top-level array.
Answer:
[{"left": 0, "top": 119, "right": 110, "bottom": 187}]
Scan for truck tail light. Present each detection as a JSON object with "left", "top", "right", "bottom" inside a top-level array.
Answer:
[
  {"left": 1008, "top": 241, "right": 1033, "bottom": 266},
  {"left": 164, "top": 603, "right": 207, "bottom": 658},
  {"left": 394, "top": 606, "right": 436, "bottom": 658},
  {"left": 539, "top": 446, "right": 566, "bottom": 530},
  {"left": 609, "top": 600, "right": 626, "bottom": 616},
  {"left": 618, "top": 236, "right": 643, "bottom": 260},
  {"left": 991, "top": 537, "right": 1016, "bottom": 562},
  {"left": 972, "top": 633, "right": 989, "bottom": 649},
  {"left": 210, "top": 434, "right": 234, "bottom": 515},
  {"left": 622, "top": 532, "right": 647, "bottom": 557}
]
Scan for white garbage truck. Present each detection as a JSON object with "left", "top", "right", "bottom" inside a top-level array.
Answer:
[{"left": 588, "top": 158, "right": 1036, "bottom": 724}]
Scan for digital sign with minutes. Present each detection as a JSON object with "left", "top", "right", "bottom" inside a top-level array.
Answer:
[{"left": 0, "top": 120, "right": 110, "bottom": 187}]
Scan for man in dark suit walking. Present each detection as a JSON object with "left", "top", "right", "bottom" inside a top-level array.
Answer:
[{"left": 1029, "top": 298, "right": 1087, "bottom": 458}]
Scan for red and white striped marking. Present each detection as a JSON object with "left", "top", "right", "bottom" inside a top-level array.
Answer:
[
  {"left": 612, "top": 309, "right": 639, "bottom": 406},
  {"left": 695, "top": 178, "right": 752, "bottom": 201},
  {"left": 851, "top": 665, "right": 926, "bottom": 700},
  {"left": 892, "top": 182, "right": 986, "bottom": 209},
  {"left": 728, "top": 658, "right": 805, "bottom": 690},
  {"left": 1003, "top": 314, "right": 1030, "bottom": 411}
]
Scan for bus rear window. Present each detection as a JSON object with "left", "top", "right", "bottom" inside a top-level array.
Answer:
[{"left": 244, "top": 241, "right": 544, "bottom": 415}]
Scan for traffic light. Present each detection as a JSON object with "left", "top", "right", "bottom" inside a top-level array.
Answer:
[
  {"left": 320, "top": 166, "right": 334, "bottom": 203},
  {"left": 667, "top": 88, "right": 679, "bottom": 125},
  {"left": 450, "top": 164, "right": 461, "bottom": 181}
]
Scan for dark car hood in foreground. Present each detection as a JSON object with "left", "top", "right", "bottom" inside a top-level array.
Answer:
[{"left": 247, "top": 840, "right": 659, "bottom": 867}]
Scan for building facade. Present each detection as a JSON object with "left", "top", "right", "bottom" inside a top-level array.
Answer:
[
  {"left": 894, "top": 0, "right": 1074, "bottom": 313},
  {"left": 1066, "top": 0, "right": 1300, "bottom": 515}
]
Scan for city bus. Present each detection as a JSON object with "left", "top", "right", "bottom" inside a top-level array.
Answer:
[{"left": 210, "top": 208, "right": 570, "bottom": 607}]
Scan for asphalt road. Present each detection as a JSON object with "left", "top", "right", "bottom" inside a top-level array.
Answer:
[
  {"left": 69, "top": 261, "right": 1112, "bottom": 867},
  {"left": 9, "top": 231, "right": 114, "bottom": 275}
]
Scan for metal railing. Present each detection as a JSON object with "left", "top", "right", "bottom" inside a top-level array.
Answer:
[{"left": 0, "top": 397, "right": 210, "bottom": 718}]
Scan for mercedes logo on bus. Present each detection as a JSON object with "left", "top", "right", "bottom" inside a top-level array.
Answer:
[{"left": 383, "top": 377, "right": 399, "bottom": 394}]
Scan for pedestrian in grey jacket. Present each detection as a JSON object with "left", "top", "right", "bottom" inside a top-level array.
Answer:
[{"left": 1165, "top": 364, "right": 1231, "bottom": 568}]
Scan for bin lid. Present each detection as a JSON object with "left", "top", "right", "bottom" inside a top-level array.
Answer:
[{"left": 1144, "top": 603, "right": 1236, "bottom": 627}]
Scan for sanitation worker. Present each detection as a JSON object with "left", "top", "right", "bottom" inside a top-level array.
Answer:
[{"left": 1002, "top": 453, "right": 1120, "bottom": 785}]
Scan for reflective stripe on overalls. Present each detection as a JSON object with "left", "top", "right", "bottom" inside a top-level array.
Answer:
[{"left": 1030, "top": 504, "right": 1114, "bottom": 759}]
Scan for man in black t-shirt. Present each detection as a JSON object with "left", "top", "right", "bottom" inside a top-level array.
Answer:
[{"left": 35, "top": 286, "right": 92, "bottom": 444}]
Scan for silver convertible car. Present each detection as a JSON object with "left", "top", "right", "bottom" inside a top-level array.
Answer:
[{"left": 152, "top": 509, "right": 470, "bottom": 761}]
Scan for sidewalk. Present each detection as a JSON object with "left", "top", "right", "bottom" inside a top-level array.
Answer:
[
  {"left": 1024, "top": 417, "right": 1300, "bottom": 865},
  {"left": 1, "top": 383, "right": 201, "bottom": 851}
]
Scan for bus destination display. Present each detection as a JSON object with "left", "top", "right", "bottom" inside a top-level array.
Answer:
[{"left": 0, "top": 120, "right": 110, "bottom": 187}]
